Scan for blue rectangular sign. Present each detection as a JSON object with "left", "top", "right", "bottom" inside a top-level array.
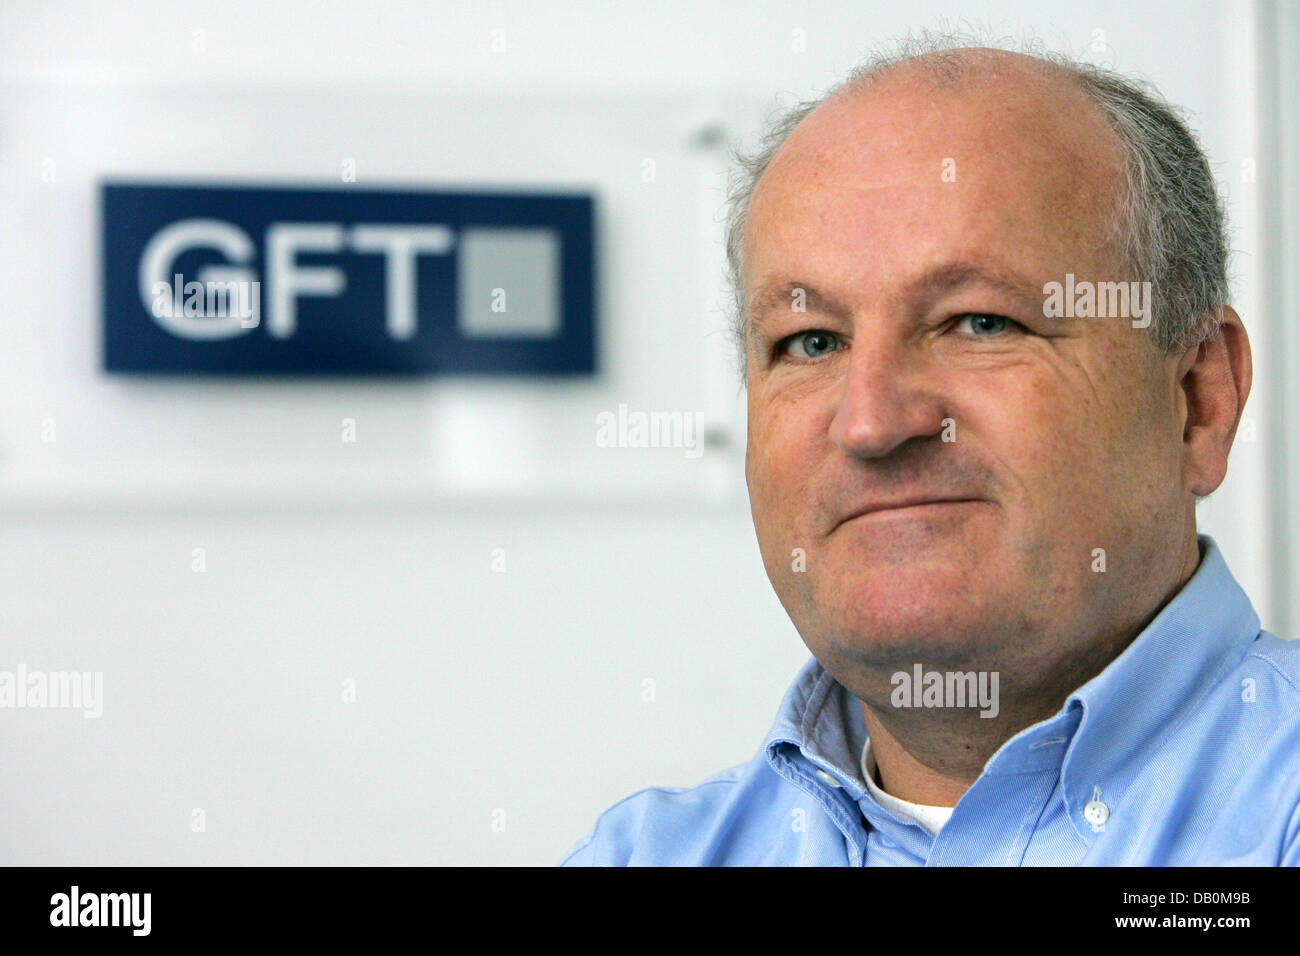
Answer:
[{"left": 101, "top": 181, "right": 596, "bottom": 375}]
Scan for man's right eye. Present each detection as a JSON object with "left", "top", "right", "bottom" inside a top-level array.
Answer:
[{"left": 777, "top": 330, "right": 841, "bottom": 361}]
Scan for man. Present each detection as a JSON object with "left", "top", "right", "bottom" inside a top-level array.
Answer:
[{"left": 562, "top": 37, "right": 1299, "bottom": 865}]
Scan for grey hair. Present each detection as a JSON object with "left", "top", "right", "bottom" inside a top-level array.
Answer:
[{"left": 722, "top": 30, "right": 1232, "bottom": 384}]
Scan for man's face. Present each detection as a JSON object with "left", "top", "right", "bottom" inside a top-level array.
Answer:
[{"left": 744, "top": 61, "right": 1194, "bottom": 686}]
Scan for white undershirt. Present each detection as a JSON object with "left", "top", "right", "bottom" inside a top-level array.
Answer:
[{"left": 860, "top": 739, "right": 955, "bottom": 838}]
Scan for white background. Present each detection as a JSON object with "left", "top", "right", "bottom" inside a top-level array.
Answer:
[{"left": 0, "top": 0, "right": 1295, "bottom": 865}]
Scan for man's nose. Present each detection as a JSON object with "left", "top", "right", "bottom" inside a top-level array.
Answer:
[{"left": 827, "top": 335, "right": 949, "bottom": 459}]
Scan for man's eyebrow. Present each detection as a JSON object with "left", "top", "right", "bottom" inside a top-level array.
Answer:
[
  {"left": 748, "top": 281, "right": 852, "bottom": 335},
  {"left": 911, "top": 261, "right": 1044, "bottom": 310},
  {"left": 748, "top": 261, "right": 1045, "bottom": 333}
]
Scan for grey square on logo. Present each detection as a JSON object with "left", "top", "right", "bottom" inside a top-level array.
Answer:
[{"left": 457, "top": 227, "right": 561, "bottom": 338}]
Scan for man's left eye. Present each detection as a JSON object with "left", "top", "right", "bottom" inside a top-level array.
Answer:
[{"left": 953, "top": 313, "right": 1021, "bottom": 336}]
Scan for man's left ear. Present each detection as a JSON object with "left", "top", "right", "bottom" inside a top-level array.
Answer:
[{"left": 1178, "top": 306, "right": 1252, "bottom": 497}]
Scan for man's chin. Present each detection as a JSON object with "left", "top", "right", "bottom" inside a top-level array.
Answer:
[{"left": 799, "top": 589, "right": 1019, "bottom": 670}]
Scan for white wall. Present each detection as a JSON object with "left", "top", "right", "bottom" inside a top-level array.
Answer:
[{"left": 0, "top": 0, "right": 1289, "bottom": 865}]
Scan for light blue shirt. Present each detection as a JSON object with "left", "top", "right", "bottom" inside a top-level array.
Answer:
[{"left": 561, "top": 535, "right": 1300, "bottom": 865}]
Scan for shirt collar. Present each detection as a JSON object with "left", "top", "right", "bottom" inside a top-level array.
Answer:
[
  {"left": 764, "top": 658, "right": 868, "bottom": 795},
  {"left": 1050, "top": 533, "right": 1261, "bottom": 838},
  {"left": 762, "top": 534, "right": 1261, "bottom": 841}
]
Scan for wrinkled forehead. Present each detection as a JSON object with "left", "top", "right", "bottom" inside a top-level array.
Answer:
[{"left": 744, "top": 65, "right": 1128, "bottom": 301}]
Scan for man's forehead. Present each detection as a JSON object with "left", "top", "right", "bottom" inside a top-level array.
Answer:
[
  {"left": 762, "top": 77, "right": 1117, "bottom": 204},
  {"left": 744, "top": 64, "right": 1126, "bottom": 297}
]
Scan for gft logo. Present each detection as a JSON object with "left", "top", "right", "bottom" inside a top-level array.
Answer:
[
  {"left": 102, "top": 182, "right": 596, "bottom": 375},
  {"left": 139, "top": 218, "right": 456, "bottom": 341}
]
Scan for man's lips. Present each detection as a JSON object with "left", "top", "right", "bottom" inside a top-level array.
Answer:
[{"left": 831, "top": 497, "right": 985, "bottom": 532}]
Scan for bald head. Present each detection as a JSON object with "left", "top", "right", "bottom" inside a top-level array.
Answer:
[
  {"left": 724, "top": 40, "right": 1231, "bottom": 375},
  {"left": 841, "top": 44, "right": 1095, "bottom": 94},
  {"left": 744, "top": 48, "right": 1129, "bottom": 344}
]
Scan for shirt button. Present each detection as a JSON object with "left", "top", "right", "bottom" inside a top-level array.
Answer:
[
  {"left": 815, "top": 769, "right": 842, "bottom": 788},
  {"left": 1084, "top": 799, "right": 1109, "bottom": 831}
]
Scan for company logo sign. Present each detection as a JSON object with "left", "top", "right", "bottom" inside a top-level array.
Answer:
[{"left": 101, "top": 182, "right": 595, "bottom": 374}]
